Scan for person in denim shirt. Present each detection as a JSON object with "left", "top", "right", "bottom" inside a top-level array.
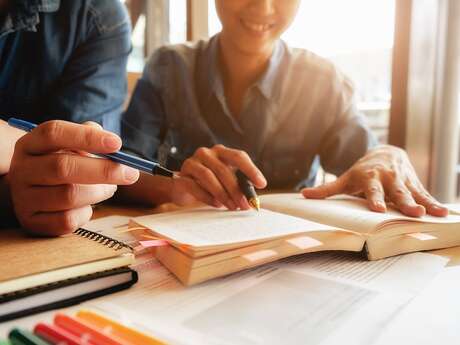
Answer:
[
  {"left": 0, "top": 0, "right": 140, "bottom": 234},
  {"left": 122, "top": 0, "right": 447, "bottom": 218}
]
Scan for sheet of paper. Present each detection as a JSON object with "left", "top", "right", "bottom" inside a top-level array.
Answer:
[
  {"left": 275, "top": 251, "right": 448, "bottom": 295},
  {"left": 373, "top": 266, "right": 460, "bottom": 345},
  {"left": 133, "top": 207, "right": 340, "bottom": 247},
  {"left": 82, "top": 215, "right": 137, "bottom": 245},
  {"left": 261, "top": 194, "right": 460, "bottom": 233},
  {"left": 446, "top": 203, "right": 460, "bottom": 215},
  {"left": 84, "top": 251, "right": 447, "bottom": 345}
]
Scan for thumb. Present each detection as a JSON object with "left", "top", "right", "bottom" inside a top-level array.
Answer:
[{"left": 301, "top": 177, "right": 345, "bottom": 199}]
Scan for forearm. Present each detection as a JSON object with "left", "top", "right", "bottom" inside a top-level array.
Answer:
[
  {"left": 0, "top": 120, "right": 25, "bottom": 175},
  {"left": 116, "top": 173, "right": 175, "bottom": 207}
]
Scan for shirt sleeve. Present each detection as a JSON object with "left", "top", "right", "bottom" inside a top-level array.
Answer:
[
  {"left": 43, "top": 0, "right": 131, "bottom": 134},
  {"left": 318, "top": 73, "right": 378, "bottom": 176},
  {"left": 121, "top": 49, "right": 168, "bottom": 160}
]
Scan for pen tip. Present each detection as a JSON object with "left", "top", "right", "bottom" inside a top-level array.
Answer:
[{"left": 249, "top": 198, "right": 261, "bottom": 211}]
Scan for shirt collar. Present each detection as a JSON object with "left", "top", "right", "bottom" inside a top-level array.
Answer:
[
  {"left": 207, "top": 35, "right": 285, "bottom": 101},
  {"left": 0, "top": 0, "right": 60, "bottom": 37},
  {"left": 255, "top": 40, "right": 284, "bottom": 99}
]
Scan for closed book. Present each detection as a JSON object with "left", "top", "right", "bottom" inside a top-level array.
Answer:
[{"left": 0, "top": 228, "right": 137, "bottom": 322}]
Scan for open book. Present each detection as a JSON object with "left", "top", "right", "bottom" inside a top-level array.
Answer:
[{"left": 130, "top": 193, "right": 460, "bottom": 285}]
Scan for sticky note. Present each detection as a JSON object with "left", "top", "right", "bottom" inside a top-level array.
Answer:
[
  {"left": 407, "top": 232, "right": 437, "bottom": 241},
  {"left": 243, "top": 250, "right": 277, "bottom": 262},
  {"left": 139, "top": 240, "right": 169, "bottom": 248},
  {"left": 286, "top": 236, "right": 323, "bottom": 249}
]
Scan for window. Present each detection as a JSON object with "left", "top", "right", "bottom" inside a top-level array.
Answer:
[{"left": 124, "top": 0, "right": 187, "bottom": 72}]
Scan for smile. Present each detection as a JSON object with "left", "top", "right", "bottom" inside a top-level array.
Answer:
[{"left": 241, "top": 19, "right": 275, "bottom": 33}]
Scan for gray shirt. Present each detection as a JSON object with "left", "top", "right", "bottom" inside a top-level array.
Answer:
[{"left": 122, "top": 35, "right": 376, "bottom": 189}]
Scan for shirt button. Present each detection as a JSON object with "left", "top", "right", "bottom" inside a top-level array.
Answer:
[
  {"left": 294, "top": 169, "right": 300, "bottom": 176},
  {"left": 170, "top": 146, "right": 178, "bottom": 155}
]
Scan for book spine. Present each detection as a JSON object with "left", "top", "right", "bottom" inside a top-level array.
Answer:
[{"left": 73, "top": 229, "right": 133, "bottom": 251}]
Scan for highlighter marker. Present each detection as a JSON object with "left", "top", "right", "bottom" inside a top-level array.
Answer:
[
  {"left": 76, "top": 310, "right": 166, "bottom": 345},
  {"left": 8, "top": 328, "right": 49, "bottom": 345},
  {"left": 54, "top": 313, "right": 125, "bottom": 345}
]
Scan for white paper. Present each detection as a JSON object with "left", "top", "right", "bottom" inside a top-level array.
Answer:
[
  {"left": 275, "top": 251, "right": 448, "bottom": 295},
  {"left": 82, "top": 215, "right": 136, "bottom": 245},
  {"left": 83, "top": 251, "right": 447, "bottom": 345},
  {"left": 133, "top": 207, "right": 340, "bottom": 247},
  {"left": 373, "top": 266, "right": 460, "bottom": 345},
  {"left": 261, "top": 194, "right": 460, "bottom": 233}
]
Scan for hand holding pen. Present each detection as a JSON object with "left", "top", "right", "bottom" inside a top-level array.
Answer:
[
  {"left": 177, "top": 144, "right": 266, "bottom": 210},
  {"left": 7, "top": 118, "right": 173, "bottom": 235}
]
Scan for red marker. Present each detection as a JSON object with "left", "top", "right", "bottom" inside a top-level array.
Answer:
[
  {"left": 34, "top": 322, "right": 91, "bottom": 345},
  {"left": 54, "top": 313, "right": 127, "bottom": 345}
]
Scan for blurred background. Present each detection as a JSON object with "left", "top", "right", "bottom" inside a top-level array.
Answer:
[{"left": 122, "top": 0, "right": 460, "bottom": 203}]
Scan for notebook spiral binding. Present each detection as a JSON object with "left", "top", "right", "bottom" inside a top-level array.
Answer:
[{"left": 73, "top": 228, "right": 133, "bottom": 251}]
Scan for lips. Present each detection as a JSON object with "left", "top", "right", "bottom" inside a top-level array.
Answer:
[{"left": 241, "top": 19, "right": 275, "bottom": 34}]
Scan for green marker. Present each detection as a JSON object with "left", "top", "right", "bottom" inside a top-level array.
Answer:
[{"left": 8, "top": 329, "right": 49, "bottom": 345}]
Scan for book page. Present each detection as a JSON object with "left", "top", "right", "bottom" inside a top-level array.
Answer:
[
  {"left": 132, "top": 208, "right": 344, "bottom": 248},
  {"left": 261, "top": 193, "right": 460, "bottom": 233}
]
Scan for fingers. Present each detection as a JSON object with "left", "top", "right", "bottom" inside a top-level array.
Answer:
[
  {"left": 301, "top": 178, "right": 345, "bottom": 199},
  {"left": 194, "top": 147, "right": 250, "bottom": 209},
  {"left": 21, "top": 206, "right": 93, "bottom": 236},
  {"left": 19, "top": 120, "right": 121, "bottom": 155},
  {"left": 181, "top": 145, "right": 265, "bottom": 210},
  {"left": 82, "top": 121, "right": 103, "bottom": 130},
  {"left": 364, "top": 178, "right": 386, "bottom": 213},
  {"left": 15, "top": 153, "right": 139, "bottom": 185},
  {"left": 172, "top": 176, "right": 217, "bottom": 207},
  {"left": 213, "top": 145, "right": 267, "bottom": 188},
  {"left": 182, "top": 158, "right": 237, "bottom": 210},
  {"left": 22, "top": 184, "right": 117, "bottom": 212},
  {"left": 388, "top": 180, "right": 425, "bottom": 217},
  {"left": 407, "top": 183, "right": 448, "bottom": 217}
]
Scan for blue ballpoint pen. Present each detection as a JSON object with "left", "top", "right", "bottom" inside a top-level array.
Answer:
[{"left": 8, "top": 118, "right": 175, "bottom": 178}]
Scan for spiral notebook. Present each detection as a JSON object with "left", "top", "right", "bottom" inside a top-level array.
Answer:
[{"left": 0, "top": 228, "right": 137, "bottom": 322}]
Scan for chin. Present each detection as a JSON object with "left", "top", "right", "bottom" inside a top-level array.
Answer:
[{"left": 233, "top": 36, "right": 275, "bottom": 56}]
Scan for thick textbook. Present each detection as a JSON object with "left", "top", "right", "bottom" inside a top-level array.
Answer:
[
  {"left": 130, "top": 193, "right": 460, "bottom": 285},
  {"left": 0, "top": 228, "right": 137, "bottom": 322}
]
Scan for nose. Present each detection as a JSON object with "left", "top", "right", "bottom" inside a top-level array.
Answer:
[{"left": 248, "top": 0, "right": 275, "bottom": 17}]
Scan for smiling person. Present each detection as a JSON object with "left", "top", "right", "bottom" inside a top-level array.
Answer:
[
  {"left": 0, "top": 0, "right": 140, "bottom": 234},
  {"left": 120, "top": 0, "right": 448, "bottom": 218}
]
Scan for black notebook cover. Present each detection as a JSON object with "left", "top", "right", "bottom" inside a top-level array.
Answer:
[{"left": 0, "top": 267, "right": 138, "bottom": 323}]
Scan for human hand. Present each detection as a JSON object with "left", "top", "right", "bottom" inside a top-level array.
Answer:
[
  {"left": 9, "top": 120, "right": 140, "bottom": 235},
  {"left": 176, "top": 145, "right": 267, "bottom": 210},
  {"left": 302, "top": 145, "right": 448, "bottom": 217}
]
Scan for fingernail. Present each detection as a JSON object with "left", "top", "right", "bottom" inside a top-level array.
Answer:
[
  {"left": 376, "top": 201, "right": 386, "bottom": 210},
  {"left": 123, "top": 167, "right": 139, "bottom": 182},
  {"left": 103, "top": 135, "right": 121, "bottom": 150},
  {"left": 432, "top": 204, "right": 445, "bottom": 211}
]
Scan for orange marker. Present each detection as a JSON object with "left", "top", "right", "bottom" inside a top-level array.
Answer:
[
  {"left": 76, "top": 310, "right": 167, "bottom": 345},
  {"left": 54, "top": 313, "right": 128, "bottom": 345}
]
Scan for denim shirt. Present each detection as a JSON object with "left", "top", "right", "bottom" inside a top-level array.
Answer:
[
  {"left": 122, "top": 35, "right": 377, "bottom": 189},
  {"left": 0, "top": 0, "right": 131, "bottom": 133}
]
